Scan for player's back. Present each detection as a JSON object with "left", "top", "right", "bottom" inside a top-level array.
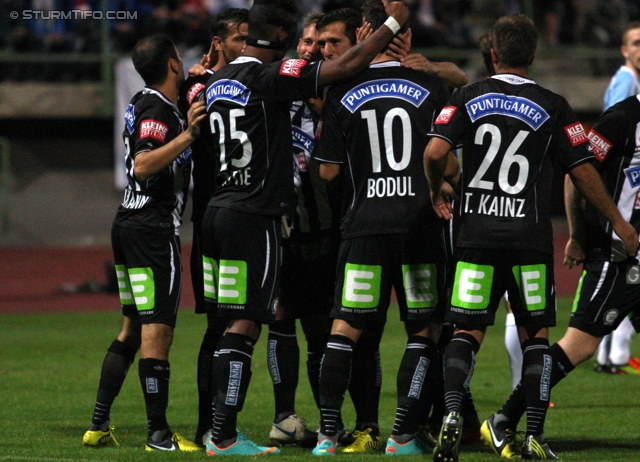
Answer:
[
  {"left": 584, "top": 94, "right": 640, "bottom": 261},
  {"left": 433, "top": 74, "right": 591, "bottom": 253},
  {"left": 316, "top": 62, "right": 449, "bottom": 238}
]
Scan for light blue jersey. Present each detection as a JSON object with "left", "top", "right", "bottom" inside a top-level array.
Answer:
[{"left": 603, "top": 65, "right": 640, "bottom": 110}]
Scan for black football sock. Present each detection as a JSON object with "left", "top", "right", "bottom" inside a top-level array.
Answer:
[
  {"left": 426, "top": 343, "right": 445, "bottom": 430},
  {"left": 461, "top": 389, "right": 480, "bottom": 430},
  {"left": 211, "top": 333, "right": 255, "bottom": 446},
  {"left": 521, "top": 338, "right": 550, "bottom": 437},
  {"left": 305, "top": 332, "right": 328, "bottom": 410},
  {"left": 319, "top": 334, "right": 355, "bottom": 437},
  {"left": 91, "top": 339, "right": 136, "bottom": 429},
  {"left": 196, "top": 318, "right": 224, "bottom": 439},
  {"left": 138, "top": 358, "right": 171, "bottom": 437},
  {"left": 349, "top": 330, "right": 382, "bottom": 430},
  {"left": 268, "top": 319, "right": 299, "bottom": 420},
  {"left": 392, "top": 336, "right": 437, "bottom": 437},
  {"left": 443, "top": 333, "right": 479, "bottom": 415},
  {"left": 548, "top": 342, "right": 575, "bottom": 387}
]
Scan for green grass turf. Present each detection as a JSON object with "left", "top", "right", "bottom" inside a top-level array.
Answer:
[{"left": 0, "top": 297, "right": 639, "bottom": 461}]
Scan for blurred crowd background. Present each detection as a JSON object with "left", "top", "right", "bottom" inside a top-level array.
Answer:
[{"left": 1, "top": 0, "right": 640, "bottom": 81}]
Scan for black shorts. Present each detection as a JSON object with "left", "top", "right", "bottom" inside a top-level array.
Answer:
[
  {"left": 279, "top": 230, "right": 338, "bottom": 318},
  {"left": 569, "top": 260, "right": 640, "bottom": 337},
  {"left": 202, "top": 207, "right": 281, "bottom": 325},
  {"left": 111, "top": 224, "right": 182, "bottom": 327},
  {"left": 447, "top": 247, "right": 556, "bottom": 329},
  {"left": 190, "top": 221, "right": 213, "bottom": 314},
  {"left": 332, "top": 232, "right": 447, "bottom": 324}
]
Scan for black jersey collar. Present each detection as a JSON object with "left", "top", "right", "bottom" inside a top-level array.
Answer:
[{"left": 142, "top": 87, "right": 180, "bottom": 111}]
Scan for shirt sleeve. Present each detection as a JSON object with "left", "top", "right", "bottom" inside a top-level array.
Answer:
[
  {"left": 134, "top": 104, "right": 179, "bottom": 157},
  {"left": 588, "top": 103, "right": 625, "bottom": 167},
  {"left": 429, "top": 89, "right": 465, "bottom": 149},
  {"left": 311, "top": 91, "right": 345, "bottom": 164},
  {"left": 552, "top": 99, "right": 594, "bottom": 172},
  {"left": 260, "top": 59, "right": 322, "bottom": 102}
]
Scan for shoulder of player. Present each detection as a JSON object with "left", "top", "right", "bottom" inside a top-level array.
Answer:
[{"left": 134, "top": 95, "right": 181, "bottom": 131}]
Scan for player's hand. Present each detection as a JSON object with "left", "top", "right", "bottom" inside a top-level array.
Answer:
[
  {"left": 186, "top": 100, "right": 206, "bottom": 138},
  {"left": 388, "top": 28, "right": 411, "bottom": 59},
  {"left": 383, "top": 0, "right": 410, "bottom": 28},
  {"left": 356, "top": 21, "right": 372, "bottom": 44},
  {"left": 563, "top": 237, "right": 585, "bottom": 269},
  {"left": 613, "top": 220, "right": 639, "bottom": 258},
  {"left": 430, "top": 181, "right": 457, "bottom": 220},
  {"left": 400, "top": 53, "right": 433, "bottom": 73},
  {"left": 201, "top": 52, "right": 219, "bottom": 70},
  {"left": 188, "top": 63, "right": 207, "bottom": 77}
]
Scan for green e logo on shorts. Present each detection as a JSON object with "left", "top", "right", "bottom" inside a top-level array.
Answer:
[
  {"left": 115, "top": 264, "right": 155, "bottom": 311},
  {"left": 403, "top": 264, "right": 438, "bottom": 308},
  {"left": 512, "top": 264, "right": 546, "bottom": 311},
  {"left": 202, "top": 256, "right": 219, "bottom": 301},
  {"left": 218, "top": 260, "right": 247, "bottom": 305},
  {"left": 342, "top": 263, "right": 381, "bottom": 309},
  {"left": 452, "top": 262, "right": 493, "bottom": 310}
]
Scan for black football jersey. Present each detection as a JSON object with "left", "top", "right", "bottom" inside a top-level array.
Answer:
[
  {"left": 179, "top": 70, "right": 216, "bottom": 224},
  {"left": 205, "top": 56, "right": 321, "bottom": 216},
  {"left": 313, "top": 61, "right": 449, "bottom": 238},
  {"left": 290, "top": 100, "right": 333, "bottom": 236},
  {"left": 583, "top": 94, "right": 640, "bottom": 261},
  {"left": 114, "top": 87, "right": 191, "bottom": 234},
  {"left": 431, "top": 74, "right": 593, "bottom": 254}
]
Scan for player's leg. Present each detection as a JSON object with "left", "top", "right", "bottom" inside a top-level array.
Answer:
[
  {"left": 268, "top": 235, "right": 322, "bottom": 446},
  {"left": 83, "top": 317, "right": 139, "bottom": 447},
  {"left": 386, "top": 232, "right": 445, "bottom": 455},
  {"left": 503, "top": 296, "right": 522, "bottom": 389},
  {"left": 435, "top": 247, "right": 503, "bottom": 462},
  {"left": 314, "top": 236, "right": 385, "bottom": 455},
  {"left": 134, "top": 234, "right": 199, "bottom": 451},
  {"left": 83, "top": 225, "right": 140, "bottom": 448},
  {"left": 344, "top": 323, "right": 384, "bottom": 452},
  {"left": 192, "top": 220, "right": 225, "bottom": 445},
  {"left": 204, "top": 208, "right": 280, "bottom": 456}
]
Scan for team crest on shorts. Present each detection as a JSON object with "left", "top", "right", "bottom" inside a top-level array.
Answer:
[{"left": 603, "top": 309, "right": 619, "bottom": 326}]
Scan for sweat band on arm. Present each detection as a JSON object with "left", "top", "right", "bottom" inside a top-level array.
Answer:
[{"left": 384, "top": 16, "right": 401, "bottom": 35}]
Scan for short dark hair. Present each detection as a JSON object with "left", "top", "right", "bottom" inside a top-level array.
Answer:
[
  {"left": 248, "top": 0, "right": 299, "bottom": 41},
  {"left": 479, "top": 32, "right": 494, "bottom": 76},
  {"left": 131, "top": 33, "right": 179, "bottom": 86},
  {"left": 210, "top": 8, "right": 249, "bottom": 41},
  {"left": 316, "top": 8, "right": 360, "bottom": 46},
  {"left": 492, "top": 14, "right": 537, "bottom": 69},
  {"left": 361, "top": 0, "right": 386, "bottom": 31},
  {"left": 622, "top": 21, "right": 640, "bottom": 45}
]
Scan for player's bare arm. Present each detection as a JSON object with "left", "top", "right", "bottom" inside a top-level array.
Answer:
[
  {"left": 563, "top": 174, "right": 586, "bottom": 268},
  {"left": 568, "top": 162, "right": 639, "bottom": 257},
  {"left": 317, "top": 0, "right": 410, "bottom": 87},
  {"left": 424, "top": 136, "right": 456, "bottom": 220},
  {"left": 134, "top": 101, "right": 206, "bottom": 181},
  {"left": 401, "top": 55, "right": 468, "bottom": 88}
]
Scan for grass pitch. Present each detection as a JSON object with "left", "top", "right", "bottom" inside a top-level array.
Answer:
[{"left": 0, "top": 297, "right": 639, "bottom": 461}]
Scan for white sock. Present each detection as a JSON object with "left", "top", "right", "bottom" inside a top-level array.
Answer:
[
  {"left": 609, "top": 317, "right": 635, "bottom": 365},
  {"left": 505, "top": 313, "right": 522, "bottom": 390},
  {"left": 596, "top": 334, "right": 611, "bottom": 366}
]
